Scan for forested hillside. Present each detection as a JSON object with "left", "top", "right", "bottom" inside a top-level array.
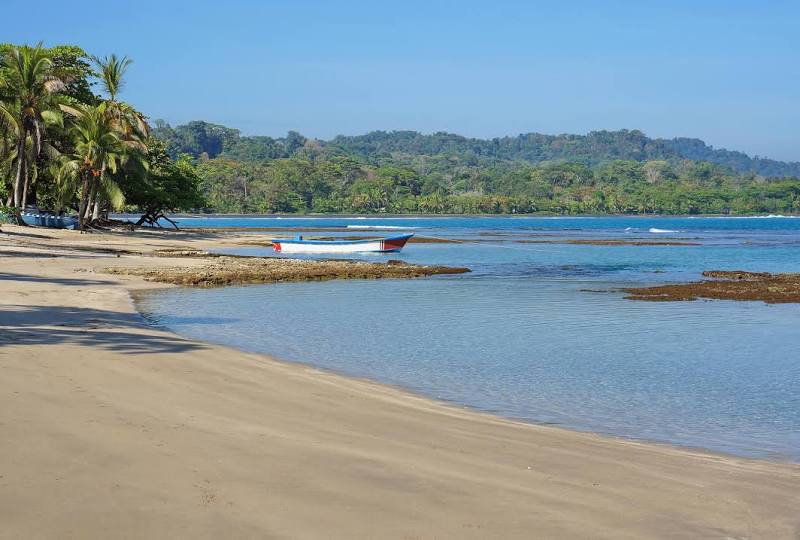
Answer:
[
  {"left": 5, "top": 41, "right": 795, "bottom": 223},
  {"left": 151, "top": 121, "right": 800, "bottom": 216},
  {"left": 154, "top": 122, "right": 800, "bottom": 177}
]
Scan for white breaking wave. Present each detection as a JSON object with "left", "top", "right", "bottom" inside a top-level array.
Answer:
[
  {"left": 689, "top": 214, "right": 798, "bottom": 219},
  {"left": 649, "top": 228, "right": 679, "bottom": 233},
  {"left": 346, "top": 225, "right": 418, "bottom": 230}
]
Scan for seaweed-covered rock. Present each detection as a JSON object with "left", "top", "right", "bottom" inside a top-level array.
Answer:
[
  {"left": 624, "top": 270, "right": 800, "bottom": 303},
  {"left": 106, "top": 256, "right": 469, "bottom": 287}
]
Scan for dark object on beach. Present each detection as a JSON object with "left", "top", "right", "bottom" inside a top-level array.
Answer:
[
  {"left": 135, "top": 210, "right": 180, "bottom": 230},
  {"left": 623, "top": 270, "right": 800, "bottom": 303}
]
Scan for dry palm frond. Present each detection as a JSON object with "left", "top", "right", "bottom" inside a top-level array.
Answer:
[{"left": 59, "top": 103, "right": 84, "bottom": 118}]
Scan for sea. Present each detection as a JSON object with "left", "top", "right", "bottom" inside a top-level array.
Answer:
[{"left": 135, "top": 215, "right": 800, "bottom": 461}]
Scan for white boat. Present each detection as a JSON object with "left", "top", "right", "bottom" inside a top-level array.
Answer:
[{"left": 272, "top": 233, "right": 413, "bottom": 254}]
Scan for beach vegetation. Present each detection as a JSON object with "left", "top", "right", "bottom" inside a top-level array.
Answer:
[
  {"left": 0, "top": 42, "right": 202, "bottom": 228},
  {"left": 153, "top": 122, "right": 800, "bottom": 215},
  {"left": 2, "top": 41, "right": 799, "bottom": 220}
]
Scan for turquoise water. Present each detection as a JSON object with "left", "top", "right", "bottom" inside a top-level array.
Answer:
[{"left": 137, "top": 216, "right": 800, "bottom": 460}]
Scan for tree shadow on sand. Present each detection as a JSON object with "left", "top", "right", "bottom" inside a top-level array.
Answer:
[
  {"left": 0, "top": 272, "right": 116, "bottom": 286},
  {"left": 0, "top": 304, "right": 210, "bottom": 355},
  {"left": 0, "top": 249, "right": 105, "bottom": 259},
  {"left": 0, "top": 230, "right": 53, "bottom": 239}
]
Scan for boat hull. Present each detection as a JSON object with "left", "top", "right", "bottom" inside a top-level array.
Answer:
[
  {"left": 273, "top": 233, "right": 413, "bottom": 254},
  {"left": 19, "top": 212, "right": 78, "bottom": 230}
]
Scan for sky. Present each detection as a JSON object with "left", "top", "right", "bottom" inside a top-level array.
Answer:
[{"left": 7, "top": 0, "right": 800, "bottom": 161}]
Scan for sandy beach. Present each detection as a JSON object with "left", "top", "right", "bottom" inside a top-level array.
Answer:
[{"left": 1, "top": 225, "right": 799, "bottom": 539}]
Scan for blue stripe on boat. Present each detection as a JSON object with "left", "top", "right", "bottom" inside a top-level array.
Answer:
[{"left": 19, "top": 212, "right": 79, "bottom": 230}]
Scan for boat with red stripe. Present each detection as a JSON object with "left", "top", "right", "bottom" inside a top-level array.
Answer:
[{"left": 272, "top": 233, "right": 414, "bottom": 254}]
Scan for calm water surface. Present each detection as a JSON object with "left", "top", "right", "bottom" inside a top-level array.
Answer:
[{"left": 137, "top": 216, "right": 800, "bottom": 460}]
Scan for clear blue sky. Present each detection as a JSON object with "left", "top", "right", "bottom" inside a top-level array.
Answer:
[{"left": 7, "top": 0, "right": 800, "bottom": 160}]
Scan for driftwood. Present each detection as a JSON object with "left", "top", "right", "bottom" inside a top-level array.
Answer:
[{"left": 135, "top": 210, "right": 179, "bottom": 230}]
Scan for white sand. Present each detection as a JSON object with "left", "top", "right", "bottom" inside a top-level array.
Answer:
[{"left": 1, "top": 225, "right": 799, "bottom": 539}]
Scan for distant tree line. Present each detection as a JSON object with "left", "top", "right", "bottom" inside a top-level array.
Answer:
[
  {"left": 6, "top": 40, "right": 795, "bottom": 223},
  {"left": 154, "top": 121, "right": 800, "bottom": 178},
  {"left": 153, "top": 121, "right": 800, "bottom": 215}
]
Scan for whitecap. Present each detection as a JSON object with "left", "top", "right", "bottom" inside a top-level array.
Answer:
[
  {"left": 694, "top": 214, "right": 797, "bottom": 219},
  {"left": 346, "top": 225, "right": 418, "bottom": 230}
]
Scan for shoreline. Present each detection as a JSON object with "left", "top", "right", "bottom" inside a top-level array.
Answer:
[
  {"left": 2, "top": 225, "right": 800, "bottom": 538},
  {"left": 112, "top": 212, "right": 800, "bottom": 219},
  {"left": 135, "top": 282, "right": 800, "bottom": 464}
]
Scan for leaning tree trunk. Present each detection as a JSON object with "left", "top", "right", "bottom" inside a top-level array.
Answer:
[
  {"left": 11, "top": 137, "right": 28, "bottom": 225},
  {"left": 91, "top": 199, "right": 100, "bottom": 222},
  {"left": 89, "top": 165, "right": 107, "bottom": 224},
  {"left": 20, "top": 164, "right": 31, "bottom": 210},
  {"left": 13, "top": 135, "right": 27, "bottom": 209},
  {"left": 84, "top": 179, "right": 98, "bottom": 221},
  {"left": 78, "top": 172, "right": 92, "bottom": 230}
]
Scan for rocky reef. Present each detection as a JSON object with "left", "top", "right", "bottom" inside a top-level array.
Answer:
[
  {"left": 106, "top": 254, "right": 470, "bottom": 287},
  {"left": 624, "top": 271, "right": 800, "bottom": 303}
]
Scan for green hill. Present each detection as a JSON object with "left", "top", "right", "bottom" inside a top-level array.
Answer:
[
  {"left": 154, "top": 121, "right": 800, "bottom": 178},
  {"left": 151, "top": 121, "right": 800, "bottom": 215}
]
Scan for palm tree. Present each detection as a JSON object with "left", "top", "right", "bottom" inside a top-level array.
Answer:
[
  {"left": 92, "top": 54, "right": 148, "bottom": 141},
  {"left": 0, "top": 43, "right": 66, "bottom": 213},
  {"left": 0, "top": 103, "right": 20, "bottom": 206},
  {"left": 88, "top": 54, "right": 148, "bottom": 221},
  {"left": 92, "top": 54, "right": 131, "bottom": 102},
  {"left": 56, "top": 105, "right": 126, "bottom": 229}
]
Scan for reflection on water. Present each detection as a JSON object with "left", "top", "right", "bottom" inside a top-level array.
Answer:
[{"left": 137, "top": 216, "right": 800, "bottom": 461}]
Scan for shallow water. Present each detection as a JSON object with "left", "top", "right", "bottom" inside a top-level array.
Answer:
[{"left": 137, "top": 216, "right": 800, "bottom": 460}]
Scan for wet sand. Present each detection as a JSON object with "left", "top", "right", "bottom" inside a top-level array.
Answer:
[{"left": 1, "top": 225, "right": 799, "bottom": 539}]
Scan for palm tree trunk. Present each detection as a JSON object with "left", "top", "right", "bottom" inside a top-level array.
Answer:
[
  {"left": 13, "top": 135, "right": 26, "bottom": 208},
  {"left": 84, "top": 178, "right": 98, "bottom": 221},
  {"left": 78, "top": 172, "right": 92, "bottom": 230},
  {"left": 91, "top": 198, "right": 101, "bottom": 222},
  {"left": 90, "top": 165, "right": 107, "bottom": 223},
  {"left": 11, "top": 136, "right": 29, "bottom": 225},
  {"left": 21, "top": 165, "right": 31, "bottom": 210}
]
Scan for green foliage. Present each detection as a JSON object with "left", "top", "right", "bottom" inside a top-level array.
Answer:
[
  {"left": 48, "top": 45, "right": 97, "bottom": 105},
  {"left": 151, "top": 121, "right": 800, "bottom": 216},
  {"left": 123, "top": 138, "right": 205, "bottom": 218},
  {"left": 5, "top": 39, "right": 798, "bottom": 221},
  {"left": 0, "top": 43, "right": 204, "bottom": 227},
  {"left": 152, "top": 120, "right": 243, "bottom": 159},
  {"left": 326, "top": 129, "right": 800, "bottom": 178},
  {"left": 190, "top": 151, "right": 800, "bottom": 216},
  {"left": 158, "top": 125, "right": 800, "bottom": 178},
  {"left": 91, "top": 53, "right": 131, "bottom": 101}
]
